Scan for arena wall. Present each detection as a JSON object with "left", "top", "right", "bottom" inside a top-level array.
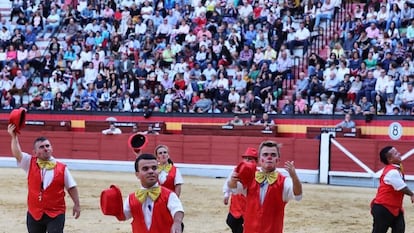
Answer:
[{"left": 1, "top": 131, "right": 414, "bottom": 188}]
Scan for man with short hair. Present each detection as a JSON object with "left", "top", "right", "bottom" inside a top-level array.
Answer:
[
  {"left": 287, "top": 21, "right": 310, "bottom": 56},
  {"left": 401, "top": 82, "right": 414, "bottom": 113},
  {"left": 7, "top": 124, "right": 81, "bottom": 233},
  {"left": 314, "top": 0, "right": 335, "bottom": 29},
  {"left": 227, "top": 140, "right": 302, "bottom": 233},
  {"left": 124, "top": 154, "right": 184, "bottom": 233},
  {"left": 371, "top": 146, "right": 414, "bottom": 233}
]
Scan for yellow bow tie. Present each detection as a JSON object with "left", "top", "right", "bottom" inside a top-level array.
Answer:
[
  {"left": 135, "top": 186, "right": 161, "bottom": 203},
  {"left": 255, "top": 171, "right": 278, "bottom": 185},
  {"left": 37, "top": 159, "right": 56, "bottom": 170},
  {"left": 158, "top": 164, "right": 172, "bottom": 173}
]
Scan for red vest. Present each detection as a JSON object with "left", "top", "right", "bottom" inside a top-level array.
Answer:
[
  {"left": 27, "top": 157, "right": 66, "bottom": 220},
  {"left": 229, "top": 194, "right": 246, "bottom": 218},
  {"left": 243, "top": 174, "right": 287, "bottom": 233},
  {"left": 160, "top": 166, "right": 177, "bottom": 193},
  {"left": 129, "top": 187, "right": 174, "bottom": 233},
  {"left": 372, "top": 164, "right": 405, "bottom": 216}
]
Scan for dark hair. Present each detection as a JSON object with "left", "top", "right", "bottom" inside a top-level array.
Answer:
[
  {"left": 135, "top": 153, "right": 157, "bottom": 172},
  {"left": 379, "top": 146, "right": 393, "bottom": 165},
  {"left": 33, "top": 136, "right": 48, "bottom": 148},
  {"left": 259, "top": 140, "right": 281, "bottom": 157}
]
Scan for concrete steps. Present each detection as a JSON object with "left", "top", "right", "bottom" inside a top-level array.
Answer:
[{"left": 0, "top": 1, "right": 12, "bottom": 18}]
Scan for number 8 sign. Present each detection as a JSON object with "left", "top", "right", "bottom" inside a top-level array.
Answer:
[{"left": 388, "top": 122, "right": 403, "bottom": 140}]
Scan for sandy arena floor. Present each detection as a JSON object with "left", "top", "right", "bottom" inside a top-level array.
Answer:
[{"left": 1, "top": 168, "right": 414, "bottom": 233}]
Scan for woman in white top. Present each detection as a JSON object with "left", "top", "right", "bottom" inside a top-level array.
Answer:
[
  {"left": 70, "top": 55, "right": 83, "bottom": 72},
  {"left": 16, "top": 44, "right": 27, "bottom": 67}
]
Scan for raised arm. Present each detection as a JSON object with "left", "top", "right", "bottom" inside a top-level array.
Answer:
[
  {"left": 227, "top": 171, "right": 240, "bottom": 189},
  {"left": 7, "top": 124, "right": 23, "bottom": 162},
  {"left": 285, "top": 161, "right": 302, "bottom": 196}
]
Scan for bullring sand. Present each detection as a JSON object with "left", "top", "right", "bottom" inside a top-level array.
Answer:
[{"left": 1, "top": 168, "right": 414, "bottom": 233}]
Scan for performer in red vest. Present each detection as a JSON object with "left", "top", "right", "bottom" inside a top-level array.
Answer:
[
  {"left": 223, "top": 147, "right": 258, "bottom": 233},
  {"left": 227, "top": 140, "right": 302, "bottom": 233},
  {"left": 371, "top": 146, "right": 414, "bottom": 233},
  {"left": 7, "top": 124, "right": 81, "bottom": 233},
  {"left": 123, "top": 153, "right": 184, "bottom": 233},
  {"left": 154, "top": 145, "right": 184, "bottom": 197}
]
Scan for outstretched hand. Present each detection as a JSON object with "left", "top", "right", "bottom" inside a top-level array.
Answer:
[
  {"left": 227, "top": 171, "right": 240, "bottom": 189},
  {"left": 284, "top": 161, "right": 297, "bottom": 176}
]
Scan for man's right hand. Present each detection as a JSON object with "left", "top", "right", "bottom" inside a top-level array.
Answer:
[
  {"left": 223, "top": 196, "right": 229, "bottom": 205},
  {"left": 7, "top": 124, "right": 17, "bottom": 137}
]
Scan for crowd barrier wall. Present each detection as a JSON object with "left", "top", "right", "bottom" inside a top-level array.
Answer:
[
  {"left": 0, "top": 131, "right": 320, "bottom": 168},
  {"left": 1, "top": 131, "right": 414, "bottom": 175}
]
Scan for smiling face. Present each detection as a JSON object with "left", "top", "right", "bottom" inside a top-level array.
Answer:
[
  {"left": 136, "top": 159, "right": 159, "bottom": 188},
  {"left": 387, "top": 147, "right": 402, "bottom": 164},
  {"left": 34, "top": 139, "right": 53, "bottom": 161}
]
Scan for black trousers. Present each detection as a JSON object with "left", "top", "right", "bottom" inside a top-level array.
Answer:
[
  {"left": 371, "top": 203, "right": 405, "bottom": 233},
  {"left": 226, "top": 213, "right": 243, "bottom": 233},
  {"left": 27, "top": 212, "right": 65, "bottom": 233}
]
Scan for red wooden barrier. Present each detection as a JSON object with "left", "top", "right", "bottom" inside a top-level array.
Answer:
[
  {"left": 330, "top": 138, "right": 414, "bottom": 174},
  {"left": 0, "top": 131, "right": 320, "bottom": 169},
  {"left": 4, "top": 131, "right": 413, "bottom": 174}
]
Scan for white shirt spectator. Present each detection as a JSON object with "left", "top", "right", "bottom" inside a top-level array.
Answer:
[
  {"left": 402, "top": 87, "right": 414, "bottom": 103},
  {"left": 71, "top": 58, "right": 83, "bottom": 71},
  {"left": 228, "top": 91, "right": 240, "bottom": 104},
  {"left": 46, "top": 11, "right": 60, "bottom": 27},
  {"left": 17, "top": 49, "right": 28, "bottom": 62},
  {"left": 385, "top": 76, "right": 395, "bottom": 96},
  {"left": 294, "top": 26, "right": 310, "bottom": 41},
  {"left": 202, "top": 67, "right": 216, "bottom": 81},
  {"left": 135, "top": 22, "right": 147, "bottom": 36},
  {"left": 0, "top": 29, "right": 11, "bottom": 41},
  {"left": 239, "top": 4, "right": 253, "bottom": 19},
  {"left": 310, "top": 100, "right": 324, "bottom": 114},
  {"left": 12, "top": 73, "right": 27, "bottom": 89},
  {"left": 156, "top": 21, "right": 172, "bottom": 35},
  {"left": 140, "top": 5, "right": 154, "bottom": 21},
  {"left": 83, "top": 67, "right": 97, "bottom": 88},
  {"left": 80, "top": 50, "right": 93, "bottom": 63},
  {"left": 232, "top": 77, "right": 247, "bottom": 93},
  {"left": 102, "top": 124, "right": 122, "bottom": 135},
  {"left": 194, "top": 5, "right": 206, "bottom": 17},
  {"left": 0, "top": 77, "right": 12, "bottom": 92},
  {"left": 217, "top": 79, "right": 229, "bottom": 90},
  {"left": 375, "top": 75, "right": 388, "bottom": 93},
  {"left": 377, "top": 8, "right": 389, "bottom": 22}
]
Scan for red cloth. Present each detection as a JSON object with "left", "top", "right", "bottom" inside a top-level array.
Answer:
[
  {"left": 243, "top": 174, "right": 287, "bottom": 233},
  {"left": 174, "top": 79, "right": 186, "bottom": 90},
  {"left": 253, "top": 7, "right": 262, "bottom": 19},
  {"left": 229, "top": 194, "right": 246, "bottom": 218},
  {"left": 114, "top": 11, "right": 122, "bottom": 21},
  {"left": 129, "top": 187, "right": 174, "bottom": 233},
  {"left": 160, "top": 165, "right": 177, "bottom": 192},
  {"left": 28, "top": 157, "right": 66, "bottom": 220},
  {"left": 372, "top": 164, "right": 405, "bottom": 216}
]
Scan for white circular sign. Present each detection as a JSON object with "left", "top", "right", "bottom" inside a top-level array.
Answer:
[{"left": 388, "top": 122, "right": 403, "bottom": 140}]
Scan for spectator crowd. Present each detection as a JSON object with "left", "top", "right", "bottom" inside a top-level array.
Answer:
[{"left": 0, "top": 0, "right": 414, "bottom": 116}]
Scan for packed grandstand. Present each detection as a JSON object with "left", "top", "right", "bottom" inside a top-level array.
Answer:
[{"left": 1, "top": 0, "right": 414, "bottom": 116}]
